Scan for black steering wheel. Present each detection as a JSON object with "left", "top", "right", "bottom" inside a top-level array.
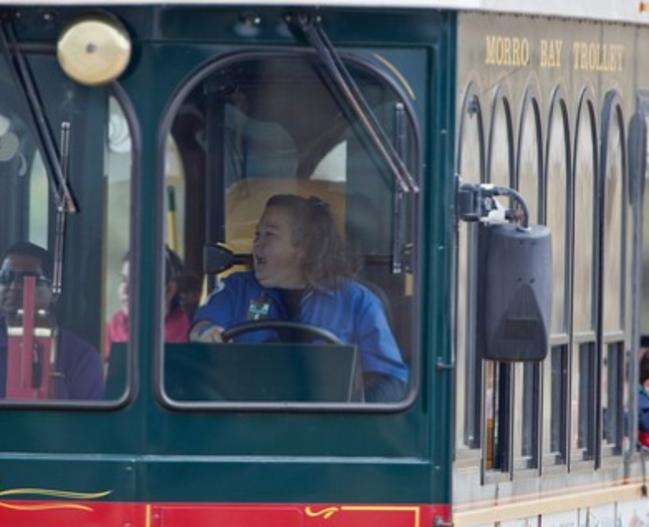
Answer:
[{"left": 221, "top": 320, "right": 343, "bottom": 345}]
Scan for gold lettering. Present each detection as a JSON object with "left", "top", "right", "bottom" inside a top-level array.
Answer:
[
  {"left": 588, "top": 43, "right": 597, "bottom": 70},
  {"left": 605, "top": 44, "right": 614, "bottom": 71},
  {"left": 521, "top": 38, "right": 529, "bottom": 65},
  {"left": 614, "top": 45, "right": 624, "bottom": 71},
  {"left": 540, "top": 39, "right": 548, "bottom": 68},
  {"left": 552, "top": 40, "right": 563, "bottom": 68},
  {"left": 580, "top": 42, "right": 588, "bottom": 70},
  {"left": 496, "top": 37, "right": 504, "bottom": 63},
  {"left": 597, "top": 44, "right": 607, "bottom": 71},
  {"left": 572, "top": 41, "right": 626, "bottom": 72},
  {"left": 608, "top": 45, "right": 617, "bottom": 71},
  {"left": 485, "top": 35, "right": 530, "bottom": 67},
  {"left": 540, "top": 39, "right": 561, "bottom": 68},
  {"left": 512, "top": 38, "right": 520, "bottom": 65},
  {"left": 485, "top": 35, "right": 497, "bottom": 64},
  {"left": 503, "top": 37, "right": 511, "bottom": 65}
]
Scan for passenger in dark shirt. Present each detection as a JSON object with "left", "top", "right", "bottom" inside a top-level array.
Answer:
[{"left": 0, "top": 242, "right": 104, "bottom": 400}]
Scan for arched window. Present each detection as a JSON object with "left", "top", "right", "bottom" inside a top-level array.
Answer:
[
  {"left": 542, "top": 86, "right": 571, "bottom": 467},
  {"left": 513, "top": 84, "right": 543, "bottom": 469},
  {"left": 159, "top": 51, "right": 421, "bottom": 408},
  {"left": 571, "top": 88, "right": 598, "bottom": 463},
  {"left": 600, "top": 91, "right": 627, "bottom": 456},
  {"left": 483, "top": 87, "right": 514, "bottom": 472},
  {"left": 455, "top": 82, "right": 484, "bottom": 456},
  {"left": 0, "top": 54, "right": 137, "bottom": 405}
]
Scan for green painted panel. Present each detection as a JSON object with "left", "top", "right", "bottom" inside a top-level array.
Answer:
[
  {"left": 0, "top": 456, "right": 136, "bottom": 502},
  {"left": 143, "top": 458, "right": 432, "bottom": 502},
  {"left": 0, "top": 4, "right": 456, "bottom": 507}
]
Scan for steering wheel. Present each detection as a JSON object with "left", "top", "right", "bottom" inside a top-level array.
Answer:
[{"left": 221, "top": 320, "right": 343, "bottom": 345}]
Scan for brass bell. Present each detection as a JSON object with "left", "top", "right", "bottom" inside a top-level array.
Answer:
[{"left": 57, "top": 15, "right": 131, "bottom": 86}]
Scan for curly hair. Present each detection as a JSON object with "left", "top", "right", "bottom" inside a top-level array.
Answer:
[{"left": 265, "top": 194, "right": 354, "bottom": 291}]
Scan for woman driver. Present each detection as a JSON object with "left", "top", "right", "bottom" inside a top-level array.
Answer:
[{"left": 190, "top": 194, "right": 408, "bottom": 402}]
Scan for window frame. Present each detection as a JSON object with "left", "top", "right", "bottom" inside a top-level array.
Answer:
[
  {"left": 454, "top": 81, "right": 485, "bottom": 463},
  {"left": 512, "top": 83, "right": 544, "bottom": 474},
  {"left": 626, "top": 93, "right": 649, "bottom": 461},
  {"left": 154, "top": 48, "right": 422, "bottom": 413},
  {"left": 0, "top": 51, "right": 139, "bottom": 410},
  {"left": 598, "top": 90, "right": 627, "bottom": 460},
  {"left": 568, "top": 86, "right": 599, "bottom": 468},
  {"left": 481, "top": 85, "right": 515, "bottom": 482},
  {"left": 540, "top": 85, "right": 572, "bottom": 471}
]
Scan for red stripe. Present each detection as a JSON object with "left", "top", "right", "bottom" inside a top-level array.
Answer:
[{"left": 0, "top": 500, "right": 450, "bottom": 527}]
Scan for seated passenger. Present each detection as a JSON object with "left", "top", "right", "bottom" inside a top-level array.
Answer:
[
  {"left": 190, "top": 194, "right": 408, "bottom": 402},
  {"left": 639, "top": 353, "right": 649, "bottom": 447},
  {"left": 104, "top": 246, "right": 190, "bottom": 362},
  {"left": 0, "top": 242, "right": 104, "bottom": 399}
]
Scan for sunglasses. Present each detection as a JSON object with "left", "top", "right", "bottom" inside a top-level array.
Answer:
[{"left": 0, "top": 269, "right": 51, "bottom": 286}]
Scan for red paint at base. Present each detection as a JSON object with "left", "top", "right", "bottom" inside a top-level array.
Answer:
[{"left": 0, "top": 500, "right": 450, "bottom": 527}]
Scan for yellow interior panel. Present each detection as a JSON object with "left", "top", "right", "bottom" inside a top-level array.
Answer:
[{"left": 225, "top": 178, "right": 347, "bottom": 253}]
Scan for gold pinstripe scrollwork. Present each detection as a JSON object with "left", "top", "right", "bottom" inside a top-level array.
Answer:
[
  {"left": 305, "top": 505, "right": 420, "bottom": 527},
  {"left": 0, "top": 501, "right": 93, "bottom": 512},
  {"left": 305, "top": 506, "right": 340, "bottom": 519},
  {"left": 0, "top": 487, "right": 112, "bottom": 514},
  {"left": 0, "top": 488, "right": 112, "bottom": 499}
]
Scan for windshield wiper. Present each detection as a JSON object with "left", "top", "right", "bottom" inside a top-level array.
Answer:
[
  {"left": 288, "top": 13, "right": 419, "bottom": 194},
  {"left": 0, "top": 17, "right": 77, "bottom": 213}
]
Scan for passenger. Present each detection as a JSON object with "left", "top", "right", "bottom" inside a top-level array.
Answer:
[
  {"left": 0, "top": 242, "right": 104, "bottom": 399},
  {"left": 639, "top": 352, "right": 649, "bottom": 447},
  {"left": 104, "top": 247, "right": 190, "bottom": 362},
  {"left": 190, "top": 194, "right": 408, "bottom": 402}
]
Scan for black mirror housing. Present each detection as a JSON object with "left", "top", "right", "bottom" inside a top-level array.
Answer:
[
  {"left": 477, "top": 223, "right": 552, "bottom": 362},
  {"left": 203, "top": 243, "right": 236, "bottom": 275}
]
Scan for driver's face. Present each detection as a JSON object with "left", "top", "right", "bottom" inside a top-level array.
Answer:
[
  {"left": 253, "top": 206, "right": 306, "bottom": 289},
  {"left": 0, "top": 254, "right": 53, "bottom": 317}
]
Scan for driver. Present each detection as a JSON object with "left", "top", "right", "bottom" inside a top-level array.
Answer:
[{"left": 190, "top": 194, "right": 408, "bottom": 402}]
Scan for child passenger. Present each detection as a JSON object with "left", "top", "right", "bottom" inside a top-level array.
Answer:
[
  {"left": 104, "top": 247, "right": 190, "bottom": 362},
  {"left": 190, "top": 194, "right": 409, "bottom": 403}
]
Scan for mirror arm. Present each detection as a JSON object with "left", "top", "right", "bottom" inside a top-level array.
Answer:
[
  {"left": 288, "top": 12, "right": 419, "bottom": 194},
  {"left": 457, "top": 182, "right": 530, "bottom": 228}
]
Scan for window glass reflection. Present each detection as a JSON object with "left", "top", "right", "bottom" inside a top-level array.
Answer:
[
  {"left": 163, "top": 54, "right": 419, "bottom": 405},
  {"left": 0, "top": 55, "right": 133, "bottom": 403}
]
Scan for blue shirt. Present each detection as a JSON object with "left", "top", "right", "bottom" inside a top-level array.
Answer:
[
  {"left": 0, "top": 321, "right": 105, "bottom": 400},
  {"left": 194, "top": 272, "right": 408, "bottom": 383},
  {"left": 640, "top": 386, "right": 649, "bottom": 433}
]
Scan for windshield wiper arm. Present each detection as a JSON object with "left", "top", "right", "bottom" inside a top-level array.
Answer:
[
  {"left": 0, "top": 17, "right": 77, "bottom": 213},
  {"left": 289, "top": 13, "right": 419, "bottom": 194}
]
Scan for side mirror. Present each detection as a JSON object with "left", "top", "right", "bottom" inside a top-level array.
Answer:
[
  {"left": 477, "top": 223, "right": 552, "bottom": 362},
  {"left": 203, "top": 243, "right": 252, "bottom": 275},
  {"left": 203, "top": 243, "right": 236, "bottom": 275}
]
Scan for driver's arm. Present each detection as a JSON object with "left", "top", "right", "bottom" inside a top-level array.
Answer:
[{"left": 189, "top": 321, "right": 224, "bottom": 343}]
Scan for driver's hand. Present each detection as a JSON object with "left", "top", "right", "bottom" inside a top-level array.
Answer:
[{"left": 189, "top": 322, "right": 224, "bottom": 343}]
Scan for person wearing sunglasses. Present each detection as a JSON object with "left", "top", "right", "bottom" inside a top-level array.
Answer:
[{"left": 0, "top": 242, "right": 104, "bottom": 400}]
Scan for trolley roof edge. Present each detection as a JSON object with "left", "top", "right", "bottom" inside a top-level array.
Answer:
[{"left": 3, "top": 0, "right": 649, "bottom": 26}]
